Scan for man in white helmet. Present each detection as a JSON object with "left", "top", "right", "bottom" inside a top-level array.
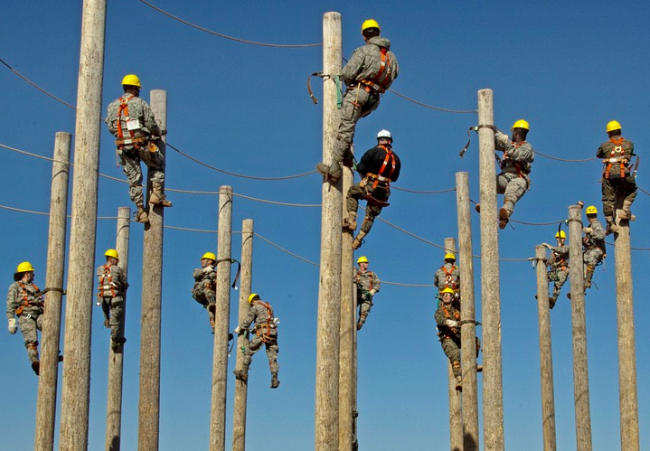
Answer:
[
  {"left": 343, "top": 129, "right": 401, "bottom": 250},
  {"left": 316, "top": 19, "right": 399, "bottom": 183}
]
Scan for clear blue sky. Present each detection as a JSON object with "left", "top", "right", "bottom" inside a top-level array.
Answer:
[{"left": 1, "top": 1, "right": 649, "bottom": 450}]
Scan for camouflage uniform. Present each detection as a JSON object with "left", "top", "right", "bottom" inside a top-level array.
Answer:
[
  {"left": 6, "top": 280, "right": 43, "bottom": 364},
  {"left": 105, "top": 93, "right": 165, "bottom": 207},
  {"left": 323, "top": 36, "right": 398, "bottom": 178},
  {"left": 96, "top": 262, "right": 129, "bottom": 345},
  {"left": 237, "top": 300, "right": 279, "bottom": 381},
  {"left": 435, "top": 302, "right": 462, "bottom": 380},
  {"left": 494, "top": 131, "right": 534, "bottom": 219},
  {"left": 434, "top": 262, "right": 460, "bottom": 303},
  {"left": 547, "top": 244, "right": 569, "bottom": 307},
  {"left": 354, "top": 268, "right": 380, "bottom": 328},
  {"left": 582, "top": 218, "right": 605, "bottom": 289},
  {"left": 192, "top": 265, "right": 217, "bottom": 331},
  {"left": 597, "top": 137, "right": 637, "bottom": 222}
]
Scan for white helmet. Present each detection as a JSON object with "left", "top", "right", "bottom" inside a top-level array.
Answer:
[{"left": 377, "top": 129, "right": 392, "bottom": 140}]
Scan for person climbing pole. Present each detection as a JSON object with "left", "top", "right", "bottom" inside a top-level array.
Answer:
[
  {"left": 105, "top": 74, "right": 171, "bottom": 224},
  {"left": 354, "top": 256, "right": 380, "bottom": 330},
  {"left": 582, "top": 205, "right": 606, "bottom": 290},
  {"left": 191, "top": 252, "right": 218, "bottom": 333},
  {"left": 542, "top": 231, "right": 569, "bottom": 309},
  {"left": 343, "top": 129, "right": 401, "bottom": 250},
  {"left": 233, "top": 293, "right": 280, "bottom": 389},
  {"left": 597, "top": 120, "right": 637, "bottom": 235},
  {"left": 7, "top": 262, "right": 45, "bottom": 375},
  {"left": 434, "top": 252, "right": 460, "bottom": 303},
  {"left": 316, "top": 19, "right": 399, "bottom": 183},
  {"left": 96, "top": 249, "right": 129, "bottom": 352}
]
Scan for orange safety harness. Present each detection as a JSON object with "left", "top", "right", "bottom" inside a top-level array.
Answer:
[
  {"left": 254, "top": 301, "right": 277, "bottom": 343},
  {"left": 603, "top": 137, "right": 628, "bottom": 179},
  {"left": 440, "top": 265, "right": 459, "bottom": 290},
  {"left": 98, "top": 264, "right": 116, "bottom": 298},
  {"left": 15, "top": 282, "right": 41, "bottom": 316},
  {"left": 438, "top": 306, "right": 460, "bottom": 340},
  {"left": 552, "top": 250, "right": 568, "bottom": 272},
  {"left": 355, "top": 270, "right": 375, "bottom": 292},
  {"left": 115, "top": 95, "right": 146, "bottom": 149},
  {"left": 360, "top": 47, "right": 391, "bottom": 94}
]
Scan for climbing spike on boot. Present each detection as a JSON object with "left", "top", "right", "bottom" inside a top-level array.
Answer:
[
  {"left": 149, "top": 191, "right": 172, "bottom": 207},
  {"left": 316, "top": 163, "right": 340, "bottom": 183},
  {"left": 134, "top": 207, "right": 149, "bottom": 224},
  {"left": 498, "top": 207, "right": 510, "bottom": 230}
]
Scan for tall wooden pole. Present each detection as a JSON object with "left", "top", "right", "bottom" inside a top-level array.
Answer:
[
  {"left": 316, "top": 11, "right": 342, "bottom": 451},
  {"left": 339, "top": 163, "right": 355, "bottom": 451},
  {"left": 613, "top": 211, "right": 639, "bottom": 451},
  {"left": 232, "top": 219, "right": 253, "bottom": 451},
  {"left": 477, "top": 89, "right": 504, "bottom": 451},
  {"left": 535, "top": 245, "right": 557, "bottom": 451},
  {"left": 210, "top": 185, "right": 233, "bottom": 451},
  {"left": 105, "top": 207, "right": 130, "bottom": 451},
  {"left": 137, "top": 89, "right": 167, "bottom": 451},
  {"left": 35, "top": 132, "right": 71, "bottom": 451},
  {"left": 444, "top": 238, "right": 463, "bottom": 451},
  {"left": 456, "top": 172, "right": 479, "bottom": 450},
  {"left": 567, "top": 205, "right": 592, "bottom": 451},
  {"left": 59, "top": 1, "right": 106, "bottom": 448}
]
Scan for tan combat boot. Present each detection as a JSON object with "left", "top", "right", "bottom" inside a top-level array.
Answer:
[
  {"left": 343, "top": 211, "right": 358, "bottom": 231},
  {"left": 352, "top": 230, "right": 367, "bottom": 250},
  {"left": 149, "top": 182, "right": 172, "bottom": 207},
  {"left": 271, "top": 374, "right": 280, "bottom": 389},
  {"left": 134, "top": 203, "right": 149, "bottom": 223}
]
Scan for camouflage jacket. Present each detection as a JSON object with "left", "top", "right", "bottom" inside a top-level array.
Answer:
[
  {"left": 104, "top": 94, "right": 160, "bottom": 138},
  {"left": 193, "top": 266, "right": 217, "bottom": 284},
  {"left": 7, "top": 281, "right": 42, "bottom": 318},
  {"left": 495, "top": 132, "right": 534, "bottom": 176},
  {"left": 583, "top": 219, "right": 606, "bottom": 251},
  {"left": 549, "top": 245, "right": 569, "bottom": 270},
  {"left": 96, "top": 263, "right": 129, "bottom": 298},
  {"left": 355, "top": 269, "right": 380, "bottom": 300},
  {"left": 342, "top": 36, "right": 399, "bottom": 90},
  {"left": 238, "top": 300, "right": 277, "bottom": 335},
  {"left": 435, "top": 303, "right": 461, "bottom": 339}
]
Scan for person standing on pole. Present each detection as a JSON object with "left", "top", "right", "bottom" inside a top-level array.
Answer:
[
  {"left": 316, "top": 19, "right": 399, "bottom": 183},
  {"left": 97, "top": 249, "right": 129, "bottom": 352},
  {"left": 582, "top": 205, "right": 606, "bottom": 290},
  {"left": 191, "top": 252, "right": 218, "bottom": 333},
  {"left": 434, "top": 252, "right": 460, "bottom": 304},
  {"left": 542, "top": 231, "right": 569, "bottom": 309},
  {"left": 354, "top": 256, "right": 380, "bottom": 330}
]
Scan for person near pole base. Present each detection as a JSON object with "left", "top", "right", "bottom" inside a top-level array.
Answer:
[
  {"left": 97, "top": 249, "right": 129, "bottom": 353},
  {"left": 434, "top": 253, "right": 460, "bottom": 307},
  {"left": 316, "top": 19, "right": 398, "bottom": 183},
  {"left": 233, "top": 293, "right": 280, "bottom": 389},
  {"left": 582, "top": 205, "right": 606, "bottom": 290},
  {"left": 343, "top": 130, "right": 401, "bottom": 250},
  {"left": 354, "top": 256, "right": 380, "bottom": 330},
  {"left": 597, "top": 120, "right": 637, "bottom": 235},
  {"left": 105, "top": 74, "right": 172, "bottom": 225},
  {"left": 435, "top": 288, "right": 481, "bottom": 390},
  {"left": 7, "top": 262, "right": 45, "bottom": 375},
  {"left": 191, "top": 252, "right": 218, "bottom": 333},
  {"left": 542, "top": 231, "right": 569, "bottom": 309}
]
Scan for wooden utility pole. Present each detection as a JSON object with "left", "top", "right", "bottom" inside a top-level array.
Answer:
[
  {"left": 339, "top": 162, "right": 355, "bottom": 451},
  {"left": 445, "top": 237, "right": 463, "bottom": 451},
  {"left": 232, "top": 219, "right": 253, "bottom": 451},
  {"left": 210, "top": 185, "right": 233, "bottom": 451},
  {"left": 59, "top": 1, "right": 106, "bottom": 448},
  {"left": 477, "top": 89, "right": 504, "bottom": 451},
  {"left": 567, "top": 205, "right": 592, "bottom": 451},
  {"left": 534, "top": 245, "right": 556, "bottom": 451},
  {"left": 35, "top": 132, "right": 71, "bottom": 451},
  {"left": 613, "top": 211, "right": 639, "bottom": 451},
  {"left": 105, "top": 207, "right": 130, "bottom": 451},
  {"left": 316, "top": 11, "right": 342, "bottom": 451},
  {"left": 137, "top": 89, "right": 167, "bottom": 451},
  {"left": 456, "top": 172, "right": 479, "bottom": 451}
]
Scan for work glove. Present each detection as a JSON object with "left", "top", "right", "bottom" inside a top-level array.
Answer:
[
  {"left": 202, "top": 266, "right": 214, "bottom": 274},
  {"left": 583, "top": 227, "right": 593, "bottom": 234},
  {"left": 234, "top": 326, "right": 242, "bottom": 335},
  {"left": 445, "top": 319, "right": 459, "bottom": 328},
  {"left": 541, "top": 242, "right": 551, "bottom": 249},
  {"left": 8, "top": 318, "right": 17, "bottom": 334},
  {"left": 369, "top": 289, "right": 377, "bottom": 296}
]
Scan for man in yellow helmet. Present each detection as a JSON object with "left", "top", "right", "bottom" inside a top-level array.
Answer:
[
  {"left": 105, "top": 74, "right": 172, "bottom": 225},
  {"left": 233, "top": 293, "right": 280, "bottom": 388},
  {"left": 354, "top": 256, "right": 380, "bottom": 330},
  {"left": 6, "top": 262, "right": 45, "bottom": 374},
  {"left": 542, "top": 231, "right": 569, "bottom": 309},
  {"left": 317, "top": 19, "right": 399, "bottom": 183},
  {"left": 192, "top": 252, "right": 218, "bottom": 333},
  {"left": 434, "top": 252, "right": 460, "bottom": 302},
  {"left": 596, "top": 120, "right": 637, "bottom": 234},
  {"left": 96, "top": 249, "right": 129, "bottom": 352},
  {"left": 435, "top": 287, "right": 464, "bottom": 389},
  {"left": 582, "top": 205, "right": 606, "bottom": 290}
]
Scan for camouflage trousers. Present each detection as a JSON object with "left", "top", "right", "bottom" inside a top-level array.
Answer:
[
  {"left": 601, "top": 176, "right": 637, "bottom": 217},
  {"left": 357, "top": 295, "right": 373, "bottom": 323},
  {"left": 347, "top": 181, "right": 389, "bottom": 234},
  {"left": 584, "top": 247, "right": 604, "bottom": 268},
  {"left": 118, "top": 142, "right": 165, "bottom": 205},
  {"left": 242, "top": 334, "right": 279, "bottom": 376},
  {"left": 192, "top": 280, "right": 216, "bottom": 325},
  {"left": 441, "top": 336, "right": 461, "bottom": 377},
  {"left": 497, "top": 173, "right": 528, "bottom": 214},
  {"left": 18, "top": 313, "right": 43, "bottom": 363},
  {"left": 101, "top": 296, "right": 124, "bottom": 341},
  {"left": 549, "top": 268, "right": 568, "bottom": 297},
  {"left": 333, "top": 86, "right": 381, "bottom": 165}
]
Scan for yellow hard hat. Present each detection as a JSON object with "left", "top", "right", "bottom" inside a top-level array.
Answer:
[
  {"left": 361, "top": 19, "right": 380, "bottom": 33},
  {"left": 441, "top": 287, "right": 455, "bottom": 295},
  {"left": 585, "top": 205, "right": 598, "bottom": 215},
  {"left": 248, "top": 293, "right": 260, "bottom": 303},
  {"left": 606, "top": 120, "right": 622, "bottom": 133},
  {"left": 555, "top": 230, "right": 566, "bottom": 239},
  {"left": 16, "top": 261, "right": 34, "bottom": 273},
  {"left": 511, "top": 119, "right": 530, "bottom": 131},
  {"left": 202, "top": 252, "right": 216, "bottom": 261},
  {"left": 105, "top": 249, "right": 119, "bottom": 259},
  {"left": 121, "top": 74, "right": 142, "bottom": 88},
  {"left": 357, "top": 256, "right": 369, "bottom": 264},
  {"left": 444, "top": 253, "right": 456, "bottom": 261}
]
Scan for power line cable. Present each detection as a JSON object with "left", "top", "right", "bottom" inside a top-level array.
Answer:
[{"left": 388, "top": 88, "right": 477, "bottom": 114}]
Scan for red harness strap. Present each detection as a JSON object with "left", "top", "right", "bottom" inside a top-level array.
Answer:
[
  {"left": 255, "top": 301, "right": 277, "bottom": 343},
  {"left": 440, "top": 265, "right": 459, "bottom": 290},
  {"left": 98, "top": 264, "right": 116, "bottom": 298},
  {"left": 604, "top": 137, "right": 627, "bottom": 179},
  {"left": 16, "top": 282, "right": 40, "bottom": 316}
]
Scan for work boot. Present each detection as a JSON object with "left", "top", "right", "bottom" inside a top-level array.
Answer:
[
  {"left": 343, "top": 213, "right": 357, "bottom": 231},
  {"left": 234, "top": 368, "right": 248, "bottom": 382},
  {"left": 352, "top": 231, "right": 367, "bottom": 250},
  {"left": 498, "top": 207, "right": 510, "bottom": 230},
  {"left": 31, "top": 360, "right": 40, "bottom": 376},
  {"left": 549, "top": 295, "right": 557, "bottom": 310},
  {"left": 134, "top": 203, "right": 149, "bottom": 224},
  {"left": 271, "top": 374, "right": 280, "bottom": 389},
  {"left": 474, "top": 203, "right": 481, "bottom": 213},
  {"left": 316, "top": 162, "right": 341, "bottom": 183},
  {"left": 585, "top": 269, "right": 594, "bottom": 289},
  {"left": 149, "top": 182, "right": 172, "bottom": 207},
  {"left": 111, "top": 337, "right": 126, "bottom": 353},
  {"left": 104, "top": 319, "right": 110, "bottom": 328},
  {"left": 476, "top": 364, "right": 483, "bottom": 373},
  {"left": 356, "top": 314, "right": 367, "bottom": 331},
  {"left": 455, "top": 375, "right": 463, "bottom": 391}
]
